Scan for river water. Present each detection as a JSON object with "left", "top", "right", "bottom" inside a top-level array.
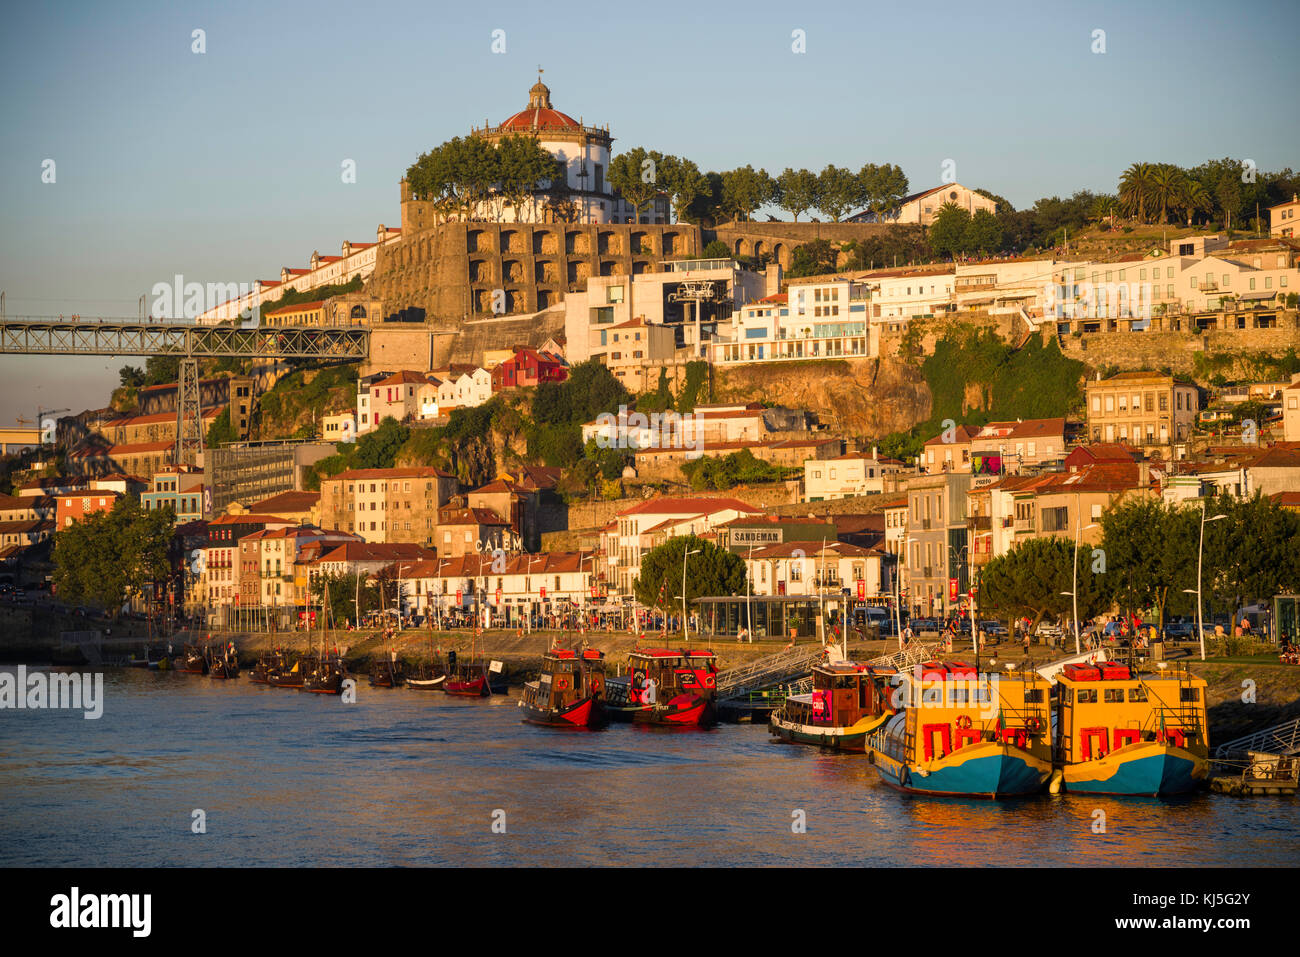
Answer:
[{"left": 0, "top": 666, "right": 1294, "bottom": 867}]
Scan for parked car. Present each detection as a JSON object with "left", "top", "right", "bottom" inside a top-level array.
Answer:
[
  {"left": 909, "top": 618, "right": 940, "bottom": 635},
  {"left": 1162, "top": 621, "right": 1194, "bottom": 641}
]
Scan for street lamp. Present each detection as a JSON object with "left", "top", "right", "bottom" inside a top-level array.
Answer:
[
  {"left": 1188, "top": 502, "right": 1227, "bottom": 661},
  {"left": 1070, "top": 514, "right": 1100, "bottom": 654},
  {"left": 681, "top": 546, "right": 701, "bottom": 642}
]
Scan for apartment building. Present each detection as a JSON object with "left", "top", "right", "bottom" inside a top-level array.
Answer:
[
  {"left": 743, "top": 540, "right": 894, "bottom": 600},
  {"left": 903, "top": 471, "right": 972, "bottom": 618},
  {"left": 1085, "top": 371, "right": 1199, "bottom": 448},
  {"left": 711, "top": 277, "right": 875, "bottom": 366},
  {"left": 804, "top": 451, "right": 905, "bottom": 501},
  {"left": 318, "top": 467, "right": 458, "bottom": 545},
  {"left": 609, "top": 496, "right": 764, "bottom": 595}
]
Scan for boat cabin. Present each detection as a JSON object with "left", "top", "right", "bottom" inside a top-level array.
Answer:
[
  {"left": 527, "top": 648, "right": 606, "bottom": 710},
  {"left": 896, "top": 661, "right": 1052, "bottom": 762},
  {"left": 1055, "top": 663, "right": 1208, "bottom": 763},
  {"left": 625, "top": 648, "right": 718, "bottom": 703},
  {"left": 794, "top": 662, "right": 896, "bottom": 727}
]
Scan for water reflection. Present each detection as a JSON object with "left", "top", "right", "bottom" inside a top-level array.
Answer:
[{"left": 0, "top": 666, "right": 1295, "bottom": 867}]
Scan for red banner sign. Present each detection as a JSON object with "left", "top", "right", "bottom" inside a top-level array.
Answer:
[
  {"left": 949, "top": 578, "right": 959, "bottom": 602},
  {"left": 856, "top": 580, "right": 865, "bottom": 599}
]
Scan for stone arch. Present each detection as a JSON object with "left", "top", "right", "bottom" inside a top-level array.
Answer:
[
  {"left": 534, "top": 230, "right": 559, "bottom": 256},
  {"left": 598, "top": 230, "right": 620, "bottom": 256},
  {"left": 632, "top": 260, "right": 652, "bottom": 275},
  {"left": 754, "top": 240, "right": 767, "bottom": 260},
  {"left": 733, "top": 238, "right": 745, "bottom": 257},
  {"left": 469, "top": 258, "right": 492, "bottom": 283},
  {"left": 631, "top": 231, "right": 650, "bottom": 256},
  {"left": 467, "top": 229, "right": 486, "bottom": 253},
  {"left": 503, "top": 259, "right": 525, "bottom": 284},
  {"left": 599, "top": 259, "right": 617, "bottom": 277},
  {"left": 567, "top": 260, "right": 590, "bottom": 286},
  {"left": 502, "top": 230, "right": 524, "bottom": 255},
  {"left": 350, "top": 305, "right": 367, "bottom": 320},
  {"left": 773, "top": 243, "right": 790, "bottom": 270},
  {"left": 663, "top": 232, "right": 681, "bottom": 257},
  {"left": 537, "top": 289, "right": 555, "bottom": 310},
  {"left": 566, "top": 231, "right": 590, "bottom": 256}
]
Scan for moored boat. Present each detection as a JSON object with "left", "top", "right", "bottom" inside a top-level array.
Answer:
[
  {"left": 867, "top": 661, "right": 1053, "bottom": 797},
  {"left": 518, "top": 648, "right": 607, "bottom": 728},
  {"left": 248, "top": 649, "right": 286, "bottom": 684},
  {"left": 369, "top": 650, "right": 405, "bottom": 688},
  {"left": 406, "top": 657, "right": 447, "bottom": 691},
  {"left": 443, "top": 648, "right": 495, "bottom": 697},
  {"left": 770, "top": 661, "right": 897, "bottom": 751},
  {"left": 175, "top": 644, "right": 208, "bottom": 675},
  {"left": 302, "top": 651, "right": 348, "bottom": 695},
  {"left": 207, "top": 642, "right": 240, "bottom": 679},
  {"left": 1052, "top": 662, "right": 1209, "bottom": 795},
  {"left": 604, "top": 648, "right": 719, "bottom": 727},
  {"left": 267, "top": 654, "right": 308, "bottom": 689}
]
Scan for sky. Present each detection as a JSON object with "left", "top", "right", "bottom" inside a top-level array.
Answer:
[{"left": 1, "top": 0, "right": 1297, "bottom": 422}]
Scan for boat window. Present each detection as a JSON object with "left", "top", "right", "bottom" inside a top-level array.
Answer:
[
  {"left": 1024, "top": 689, "right": 1044, "bottom": 703},
  {"left": 1180, "top": 688, "right": 1200, "bottom": 702},
  {"left": 1104, "top": 689, "right": 1124, "bottom": 703},
  {"left": 1128, "top": 687, "right": 1148, "bottom": 702},
  {"left": 950, "top": 688, "right": 969, "bottom": 704},
  {"left": 1077, "top": 689, "right": 1098, "bottom": 704}
]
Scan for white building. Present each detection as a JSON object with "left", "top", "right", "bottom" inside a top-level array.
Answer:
[
  {"left": 743, "top": 540, "right": 895, "bottom": 599},
  {"left": 610, "top": 496, "right": 764, "bottom": 596},
  {"left": 804, "top": 451, "right": 906, "bottom": 501},
  {"left": 710, "top": 276, "right": 875, "bottom": 366},
  {"left": 847, "top": 183, "right": 996, "bottom": 226}
]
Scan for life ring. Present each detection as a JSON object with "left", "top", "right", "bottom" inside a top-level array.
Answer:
[
  {"left": 555, "top": 676, "right": 569, "bottom": 691},
  {"left": 956, "top": 714, "right": 972, "bottom": 730},
  {"left": 703, "top": 674, "right": 716, "bottom": 688},
  {"left": 1027, "top": 716, "right": 1043, "bottom": 733}
]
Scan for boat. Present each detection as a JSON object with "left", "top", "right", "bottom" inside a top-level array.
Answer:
[
  {"left": 175, "top": 643, "right": 208, "bottom": 675},
  {"left": 867, "top": 661, "right": 1054, "bottom": 797},
  {"left": 369, "top": 649, "right": 405, "bottom": 688},
  {"left": 770, "top": 661, "right": 897, "bottom": 751},
  {"left": 267, "top": 654, "right": 308, "bottom": 689},
  {"left": 146, "top": 644, "right": 170, "bottom": 670},
  {"left": 443, "top": 647, "right": 495, "bottom": 697},
  {"left": 1051, "top": 661, "right": 1209, "bottom": 795},
  {"left": 302, "top": 650, "right": 348, "bottom": 695},
  {"left": 604, "top": 648, "right": 720, "bottom": 727},
  {"left": 518, "top": 648, "right": 608, "bottom": 728},
  {"left": 248, "top": 648, "right": 285, "bottom": 684},
  {"left": 207, "top": 641, "right": 240, "bottom": 679}
]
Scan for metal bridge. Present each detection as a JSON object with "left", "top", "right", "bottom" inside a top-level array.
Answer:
[{"left": 0, "top": 317, "right": 369, "bottom": 359}]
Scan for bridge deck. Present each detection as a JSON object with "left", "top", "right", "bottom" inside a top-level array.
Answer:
[{"left": 0, "top": 318, "right": 368, "bottom": 359}]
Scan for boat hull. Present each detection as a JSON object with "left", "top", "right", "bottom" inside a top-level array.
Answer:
[
  {"left": 769, "top": 712, "right": 890, "bottom": 752},
  {"left": 608, "top": 693, "right": 716, "bottom": 727},
  {"left": 520, "top": 695, "right": 606, "bottom": 728},
  {"left": 872, "top": 741, "right": 1052, "bottom": 797},
  {"left": 1061, "top": 743, "right": 1208, "bottom": 796},
  {"left": 407, "top": 676, "right": 446, "bottom": 691},
  {"left": 444, "top": 676, "right": 491, "bottom": 697}
]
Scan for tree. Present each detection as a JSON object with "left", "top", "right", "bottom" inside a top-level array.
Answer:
[
  {"left": 494, "top": 134, "right": 557, "bottom": 220},
  {"left": 1119, "top": 162, "right": 1155, "bottom": 222},
  {"left": 979, "top": 537, "right": 1109, "bottom": 635},
  {"left": 962, "top": 209, "right": 1003, "bottom": 254},
  {"left": 720, "top": 166, "right": 775, "bottom": 222},
  {"left": 118, "top": 366, "right": 145, "bottom": 389},
  {"left": 354, "top": 417, "right": 410, "bottom": 469},
  {"left": 205, "top": 407, "right": 238, "bottom": 448},
  {"left": 1149, "top": 163, "right": 1186, "bottom": 225},
  {"left": 1202, "top": 491, "right": 1300, "bottom": 619},
  {"left": 700, "top": 239, "right": 731, "bottom": 259},
  {"left": 608, "top": 147, "right": 666, "bottom": 223},
  {"left": 144, "top": 355, "right": 179, "bottom": 386},
  {"left": 786, "top": 239, "right": 840, "bottom": 278},
  {"left": 928, "top": 202, "right": 971, "bottom": 258},
  {"left": 1098, "top": 497, "right": 1198, "bottom": 632},
  {"left": 311, "top": 572, "right": 380, "bottom": 628},
  {"left": 633, "top": 535, "right": 746, "bottom": 615},
  {"left": 858, "top": 163, "right": 910, "bottom": 221},
  {"left": 53, "top": 497, "right": 174, "bottom": 617},
  {"left": 660, "top": 155, "right": 708, "bottom": 224},
  {"left": 775, "top": 168, "right": 820, "bottom": 221},
  {"left": 814, "top": 164, "right": 862, "bottom": 222}
]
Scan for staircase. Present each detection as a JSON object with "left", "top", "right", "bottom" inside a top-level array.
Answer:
[
  {"left": 715, "top": 645, "right": 827, "bottom": 701},
  {"left": 868, "top": 641, "right": 943, "bottom": 672},
  {"left": 1213, "top": 717, "right": 1300, "bottom": 760}
]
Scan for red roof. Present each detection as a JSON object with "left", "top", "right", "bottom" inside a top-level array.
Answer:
[
  {"left": 618, "top": 496, "right": 763, "bottom": 517},
  {"left": 499, "top": 106, "right": 580, "bottom": 132},
  {"left": 265, "top": 300, "right": 326, "bottom": 316}
]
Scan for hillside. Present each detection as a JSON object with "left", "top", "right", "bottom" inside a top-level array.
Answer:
[{"left": 254, "top": 363, "right": 359, "bottom": 441}]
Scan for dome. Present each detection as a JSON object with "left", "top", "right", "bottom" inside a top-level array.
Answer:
[{"left": 498, "top": 77, "right": 581, "bottom": 132}]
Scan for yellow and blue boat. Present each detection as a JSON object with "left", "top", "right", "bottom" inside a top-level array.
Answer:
[
  {"left": 769, "top": 662, "right": 897, "bottom": 752},
  {"left": 1051, "top": 662, "right": 1208, "bottom": 796},
  {"left": 867, "top": 661, "right": 1053, "bottom": 797}
]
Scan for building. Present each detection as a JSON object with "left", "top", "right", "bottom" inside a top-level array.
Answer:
[
  {"left": 318, "top": 467, "right": 458, "bottom": 545},
  {"left": 968, "top": 418, "right": 1068, "bottom": 476},
  {"left": 903, "top": 471, "right": 972, "bottom": 618},
  {"left": 362, "top": 370, "right": 427, "bottom": 431},
  {"left": 743, "top": 540, "right": 895, "bottom": 601},
  {"left": 921, "top": 425, "right": 978, "bottom": 474},
  {"left": 199, "top": 513, "right": 294, "bottom": 608},
  {"left": 711, "top": 276, "right": 873, "bottom": 366},
  {"left": 245, "top": 490, "right": 320, "bottom": 526},
  {"left": 609, "top": 496, "right": 764, "bottom": 595},
  {"left": 847, "top": 183, "right": 996, "bottom": 226},
  {"left": 1284, "top": 375, "right": 1300, "bottom": 443},
  {"left": 564, "top": 258, "right": 768, "bottom": 365},
  {"left": 206, "top": 441, "right": 336, "bottom": 515},
  {"left": 1085, "top": 371, "right": 1199, "bottom": 449},
  {"left": 142, "top": 466, "right": 207, "bottom": 523},
  {"left": 321, "top": 410, "right": 355, "bottom": 443},
  {"left": 1270, "top": 194, "right": 1300, "bottom": 238},
  {"left": 804, "top": 451, "right": 905, "bottom": 501},
  {"left": 308, "top": 541, "right": 435, "bottom": 582},
  {"left": 402, "top": 551, "right": 599, "bottom": 623},
  {"left": 435, "top": 503, "right": 518, "bottom": 558},
  {"left": 491, "top": 348, "right": 567, "bottom": 390}
]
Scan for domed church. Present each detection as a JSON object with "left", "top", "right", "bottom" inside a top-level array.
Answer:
[{"left": 465, "top": 73, "right": 668, "bottom": 225}]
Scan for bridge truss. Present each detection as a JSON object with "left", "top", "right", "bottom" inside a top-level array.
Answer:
[{"left": 0, "top": 318, "right": 368, "bottom": 360}]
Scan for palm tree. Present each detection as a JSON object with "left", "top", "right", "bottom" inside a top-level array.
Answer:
[
  {"left": 1091, "top": 194, "right": 1119, "bottom": 225},
  {"left": 1119, "top": 162, "right": 1154, "bottom": 223},
  {"left": 1179, "top": 180, "right": 1212, "bottom": 226},
  {"left": 1149, "top": 164, "right": 1185, "bottom": 225}
]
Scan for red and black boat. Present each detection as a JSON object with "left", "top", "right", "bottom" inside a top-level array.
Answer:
[
  {"left": 518, "top": 648, "right": 608, "bottom": 728},
  {"left": 604, "top": 648, "right": 719, "bottom": 727},
  {"left": 443, "top": 648, "right": 494, "bottom": 697}
]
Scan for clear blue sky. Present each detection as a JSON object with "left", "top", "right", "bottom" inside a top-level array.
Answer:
[{"left": 1, "top": 0, "right": 1296, "bottom": 421}]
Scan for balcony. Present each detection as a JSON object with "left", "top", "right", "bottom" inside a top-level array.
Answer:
[
  {"left": 968, "top": 515, "right": 992, "bottom": 531},
  {"left": 1013, "top": 518, "right": 1036, "bottom": 533}
]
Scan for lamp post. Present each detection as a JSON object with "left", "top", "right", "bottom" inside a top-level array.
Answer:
[
  {"left": 681, "top": 546, "right": 701, "bottom": 642},
  {"left": 1187, "top": 502, "right": 1228, "bottom": 661},
  {"left": 1071, "top": 510, "right": 1101, "bottom": 654}
]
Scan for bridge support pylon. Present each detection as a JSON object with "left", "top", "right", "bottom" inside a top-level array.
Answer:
[{"left": 174, "top": 357, "right": 204, "bottom": 466}]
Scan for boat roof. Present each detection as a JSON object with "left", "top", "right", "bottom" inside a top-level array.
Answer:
[
  {"left": 630, "top": 648, "right": 716, "bottom": 659},
  {"left": 815, "top": 661, "right": 897, "bottom": 676},
  {"left": 546, "top": 648, "right": 604, "bottom": 660}
]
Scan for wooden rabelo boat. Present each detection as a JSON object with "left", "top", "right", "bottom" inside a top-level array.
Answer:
[
  {"left": 1051, "top": 662, "right": 1209, "bottom": 795},
  {"left": 369, "top": 649, "right": 405, "bottom": 688},
  {"left": 770, "top": 661, "right": 897, "bottom": 751},
  {"left": 302, "top": 650, "right": 348, "bottom": 695},
  {"left": 248, "top": 648, "right": 286, "bottom": 684},
  {"left": 604, "top": 648, "right": 719, "bottom": 727},
  {"left": 206, "top": 641, "right": 240, "bottom": 679},
  {"left": 267, "top": 654, "right": 308, "bottom": 689},
  {"left": 518, "top": 648, "right": 608, "bottom": 728},
  {"left": 443, "top": 647, "right": 494, "bottom": 697},
  {"left": 867, "top": 661, "right": 1053, "bottom": 797},
  {"left": 175, "top": 643, "right": 208, "bottom": 675}
]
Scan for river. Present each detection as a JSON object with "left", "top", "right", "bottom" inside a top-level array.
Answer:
[{"left": 0, "top": 666, "right": 1294, "bottom": 867}]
